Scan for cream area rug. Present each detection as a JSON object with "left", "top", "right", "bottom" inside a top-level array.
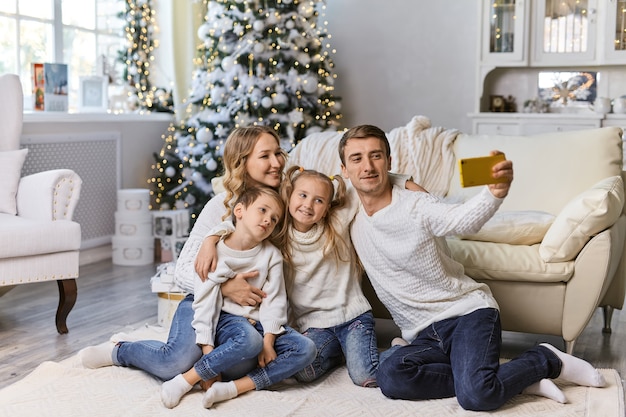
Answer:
[{"left": 0, "top": 324, "right": 623, "bottom": 417}]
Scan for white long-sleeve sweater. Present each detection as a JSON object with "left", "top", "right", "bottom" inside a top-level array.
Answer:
[
  {"left": 191, "top": 238, "right": 287, "bottom": 346},
  {"left": 350, "top": 186, "right": 502, "bottom": 343},
  {"left": 175, "top": 192, "right": 228, "bottom": 293},
  {"left": 284, "top": 197, "right": 371, "bottom": 332}
]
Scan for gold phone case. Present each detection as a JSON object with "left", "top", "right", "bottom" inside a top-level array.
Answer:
[{"left": 458, "top": 154, "right": 507, "bottom": 187}]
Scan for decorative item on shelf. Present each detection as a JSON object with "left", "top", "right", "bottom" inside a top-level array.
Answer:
[
  {"left": 613, "top": 97, "right": 626, "bottom": 114},
  {"left": 523, "top": 98, "right": 549, "bottom": 113},
  {"left": 591, "top": 97, "right": 612, "bottom": 115},
  {"left": 538, "top": 71, "right": 597, "bottom": 108},
  {"left": 490, "top": 95, "right": 506, "bottom": 112},
  {"left": 78, "top": 76, "right": 109, "bottom": 112},
  {"left": 31, "top": 63, "right": 68, "bottom": 112},
  {"left": 504, "top": 95, "right": 517, "bottom": 112}
]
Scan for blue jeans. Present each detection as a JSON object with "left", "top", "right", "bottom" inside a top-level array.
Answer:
[
  {"left": 294, "top": 311, "right": 378, "bottom": 386},
  {"left": 114, "top": 294, "right": 201, "bottom": 381},
  {"left": 376, "top": 308, "right": 562, "bottom": 411},
  {"left": 194, "top": 311, "right": 317, "bottom": 390},
  {"left": 115, "top": 295, "right": 316, "bottom": 388}
]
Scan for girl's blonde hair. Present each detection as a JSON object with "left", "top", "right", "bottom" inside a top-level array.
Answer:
[
  {"left": 279, "top": 166, "right": 350, "bottom": 265},
  {"left": 221, "top": 125, "right": 286, "bottom": 220}
]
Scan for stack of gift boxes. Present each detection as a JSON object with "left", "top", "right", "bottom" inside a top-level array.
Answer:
[
  {"left": 150, "top": 209, "right": 191, "bottom": 327},
  {"left": 112, "top": 189, "right": 154, "bottom": 266}
]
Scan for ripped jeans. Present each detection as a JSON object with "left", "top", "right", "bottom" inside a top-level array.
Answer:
[{"left": 294, "top": 311, "right": 379, "bottom": 387}]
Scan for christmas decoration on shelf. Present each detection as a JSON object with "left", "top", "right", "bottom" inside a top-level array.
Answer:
[
  {"left": 149, "top": 0, "right": 343, "bottom": 222},
  {"left": 118, "top": 0, "right": 174, "bottom": 113}
]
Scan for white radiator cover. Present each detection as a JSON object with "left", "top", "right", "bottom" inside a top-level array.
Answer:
[{"left": 20, "top": 132, "right": 121, "bottom": 249}]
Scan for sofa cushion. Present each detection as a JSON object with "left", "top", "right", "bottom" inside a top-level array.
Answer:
[
  {"left": 0, "top": 214, "right": 81, "bottom": 258},
  {"left": 459, "top": 210, "right": 555, "bottom": 245},
  {"left": 0, "top": 148, "right": 28, "bottom": 215},
  {"left": 539, "top": 175, "right": 624, "bottom": 263},
  {"left": 447, "top": 238, "right": 574, "bottom": 283}
]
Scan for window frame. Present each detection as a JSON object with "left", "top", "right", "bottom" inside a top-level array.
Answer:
[{"left": 1, "top": 0, "right": 125, "bottom": 111}]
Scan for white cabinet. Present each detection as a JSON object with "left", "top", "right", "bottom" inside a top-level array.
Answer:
[
  {"left": 480, "top": 0, "right": 530, "bottom": 66},
  {"left": 479, "top": 0, "right": 626, "bottom": 67},
  {"left": 531, "top": 0, "right": 598, "bottom": 66},
  {"left": 469, "top": 113, "right": 603, "bottom": 135},
  {"left": 602, "top": 1, "right": 626, "bottom": 63}
]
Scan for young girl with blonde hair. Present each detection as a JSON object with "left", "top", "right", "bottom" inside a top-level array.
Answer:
[{"left": 278, "top": 166, "right": 379, "bottom": 387}]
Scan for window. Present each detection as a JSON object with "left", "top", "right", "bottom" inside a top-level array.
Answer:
[{"left": 0, "top": 0, "right": 125, "bottom": 111}]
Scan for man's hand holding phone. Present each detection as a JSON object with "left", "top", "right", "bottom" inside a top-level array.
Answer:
[{"left": 458, "top": 151, "right": 513, "bottom": 198}]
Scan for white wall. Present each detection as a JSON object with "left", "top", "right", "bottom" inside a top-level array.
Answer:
[{"left": 324, "top": 0, "right": 480, "bottom": 134}]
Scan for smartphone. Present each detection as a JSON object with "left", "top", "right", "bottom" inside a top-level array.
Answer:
[{"left": 458, "top": 154, "right": 507, "bottom": 188}]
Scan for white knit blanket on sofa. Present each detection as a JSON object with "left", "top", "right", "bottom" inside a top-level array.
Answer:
[{"left": 287, "top": 115, "right": 460, "bottom": 197}]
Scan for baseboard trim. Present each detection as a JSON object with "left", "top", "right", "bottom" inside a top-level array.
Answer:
[{"left": 79, "top": 244, "right": 112, "bottom": 266}]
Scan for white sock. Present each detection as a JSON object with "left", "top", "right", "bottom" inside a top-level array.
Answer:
[
  {"left": 540, "top": 343, "right": 606, "bottom": 387},
  {"left": 391, "top": 337, "right": 409, "bottom": 347},
  {"left": 78, "top": 344, "right": 114, "bottom": 368},
  {"left": 161, "top": 374, "right": 193, "bottom": 409},
  {"left": 202, "top": 381, "right": 238, "bottom": 408},
  {"left": 522, "top": 379, "right": 567, "bottom": 403}
]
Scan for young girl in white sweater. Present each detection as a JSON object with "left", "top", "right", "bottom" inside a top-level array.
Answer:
[{"left": 278, "top": 166, "right": 378, "bottom": 387}]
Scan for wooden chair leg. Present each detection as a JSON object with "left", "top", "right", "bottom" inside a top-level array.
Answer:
[
  {"left": 56, "top": 279, "right": 77, "bottom": 334},
  {"left": 602, "top": 305, "right": 614, "bottom": 334}
]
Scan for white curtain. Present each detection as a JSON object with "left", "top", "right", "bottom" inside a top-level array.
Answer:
[{"left": 156, "top": 0, "right": 206, "bottom": 120}]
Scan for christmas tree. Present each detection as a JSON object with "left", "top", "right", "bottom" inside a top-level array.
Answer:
[
  {"left": 149, "top": 0, "right": 343, "bottom": 223},
  {"left": 118, "top": 0, "right": 174, "bottom": 113}
]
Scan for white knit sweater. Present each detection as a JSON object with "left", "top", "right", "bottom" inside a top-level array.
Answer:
[
  {"left": 284, "top": 197, "right": 371, "bottom": 332},
  {"left": 350, "top": 186, "right": 502, "bottom": 343},
  {"left": 191, "top": 238, "right": 287, "bottom": 346}
]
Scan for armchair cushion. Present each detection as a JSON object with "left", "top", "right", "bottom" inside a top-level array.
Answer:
[
  {"left": 539, "top": 175, "right": 624, "bottom": 263},
  {"left": 0, "top": 148, "right": 28, "bottom": 215},
  {"left": 459, "top": 210, "right": 555, "bottom": 245},
  {"left": 447, "top": 239, "right": 574, "bottom": 282}
]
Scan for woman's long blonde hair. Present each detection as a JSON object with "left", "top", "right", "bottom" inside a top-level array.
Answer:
[
  {"left": 220, "top": 125, "right": 285, "bottom": 220},
  {"left": 278, "top": 166, "right": 350, "bottom": 266}
]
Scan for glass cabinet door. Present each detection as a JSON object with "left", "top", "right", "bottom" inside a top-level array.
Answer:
[
  {"left": 603, "top": 0, "right": 626, "bottom": 63},
  {"left": 481, "top": 0, "right": 529, "bottom": 65},
  {"left": 532, "top": 0, "right": 597, "bottom": 65}
]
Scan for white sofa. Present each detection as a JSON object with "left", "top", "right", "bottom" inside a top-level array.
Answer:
[
  {"left": 287, "top": 116, "right": 626, "bottom": 354},
  {"left": 0, "top": 74, "right": 82, "bottom": 334}
]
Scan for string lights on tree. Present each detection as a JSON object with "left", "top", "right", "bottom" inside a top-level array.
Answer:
[
  {"left": 118, "top": 0, "right": 173, "bottom": 113},
  {"left": 149, "top": 0, "right": 343, "bottom": 222}
]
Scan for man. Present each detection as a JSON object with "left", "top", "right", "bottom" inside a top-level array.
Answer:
[{"left": 338, "top": 124, "right": 606, "bottom": 411}]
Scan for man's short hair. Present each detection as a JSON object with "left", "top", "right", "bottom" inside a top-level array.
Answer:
[{"left": 338, "top": 125, "right": 391, "bottom": 165}]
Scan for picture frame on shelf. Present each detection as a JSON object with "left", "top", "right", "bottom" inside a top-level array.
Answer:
[{"left": 78, "top": 76, "right": 108, "bottom": 112}]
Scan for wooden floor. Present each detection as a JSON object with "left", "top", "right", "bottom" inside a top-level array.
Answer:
[{"left": 1, "top": 259, "right": 625, "bottom": 393}]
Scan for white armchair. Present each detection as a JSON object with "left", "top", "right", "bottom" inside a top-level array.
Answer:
[{"left": 0, "top": 73, "right": 83, "bottom": 333}]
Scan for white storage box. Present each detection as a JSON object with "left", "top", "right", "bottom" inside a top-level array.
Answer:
[
  {"left": 157, "top": 292, "right": 185, "bottom": 328},
  {"left": 115, "top": 211, "right": 153, "bottom": 237},
  {"left": 112, "top": 235, "right": 154, "bottom": 266},
  {"left": 117, "top": 188, "right": 150, "bottom": 212}
]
